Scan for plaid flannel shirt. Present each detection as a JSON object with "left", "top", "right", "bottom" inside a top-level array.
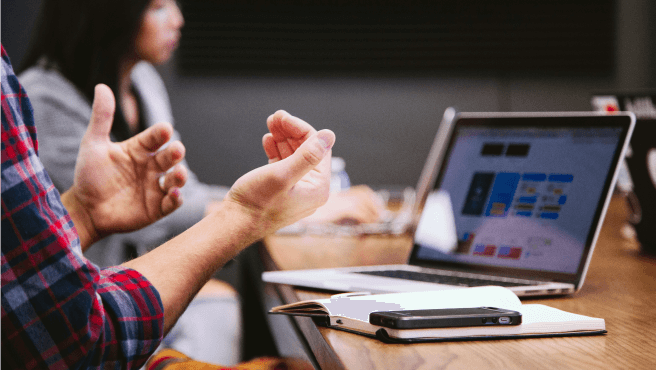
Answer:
[{"left": 1, "top": 45, "right": 164, "bottom": 369}]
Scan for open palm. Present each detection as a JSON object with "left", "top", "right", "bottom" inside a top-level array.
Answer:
[{"left": 69, "top": 84, "right": 187, "bottom": 237}]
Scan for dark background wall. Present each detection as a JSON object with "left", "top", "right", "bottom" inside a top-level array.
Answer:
[{"left": 3, "top": 0, "right": 655, "bottom": 189}]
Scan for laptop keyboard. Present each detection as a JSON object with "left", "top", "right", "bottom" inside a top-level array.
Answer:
[{"left": 355, "top": 270, "right": 534, "bottom": 287}]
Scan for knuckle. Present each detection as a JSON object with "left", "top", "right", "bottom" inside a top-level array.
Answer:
[
  {"left": 300, "top": 146, "right": 322, "bottom": 166},
  {"left": 302, "top": 150, "right": 321, "bottom": 166}
]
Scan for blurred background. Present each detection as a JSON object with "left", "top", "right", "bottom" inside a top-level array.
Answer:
[{"left": 3, "top": 0, "right": 655, "bottom": 189}]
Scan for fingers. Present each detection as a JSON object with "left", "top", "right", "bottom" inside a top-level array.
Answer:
[
  {"left": 267, "top": 111, "right": 295, "bottom": 159},
  {"left": 329, "top": 188, "right": 383, "bottom": 224},
  {"left": 350, "top": 201, "right": 382, "bottom": 223},
  {"left": 266, "top": 110, "right": 317, "bottom": 160},
  {"left": 352, "top": 185, "right": 387, "bottom": 214},
  {"left": 160, "top": 164, "right": 188, "bottom": 192},
  {"left": 272, "top": 129, "right": 335, "bottom": 185},
  {"left": 267, "top": 110, "right": 315, "bottom": 141},
  {"left": 85, "top": 84, "right": 115, "bottom": 141},
  {"left": 153, "top": 140, "right": 186, "bottom": 172},
  {"left": 361, "top": 201, "right": 384, "bottom": 222},
  {"left": 128, "top": 122, "right": 184, "bottom": 171},
  {"left": 133, "top": 122, "right": 175, "bottom": 153},
  {"left": 159, "top": 164, "right": 187, "bottom": 216},
  {"left": 262, "top": 133, "right": 280, "bottom": 163},
  {"left": 161, "top": 186, "right": 183, "bottom": 216},
  {"left": 124, "top": 122, "right": 182, "bottom": 174}
]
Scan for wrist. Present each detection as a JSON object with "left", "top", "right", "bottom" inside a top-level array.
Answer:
[
  {"left": 60, "top": 189, "right": 101, "bottom": 250},
  {"left": 211, "top": 198, "right": 267, "bottom": 244}
]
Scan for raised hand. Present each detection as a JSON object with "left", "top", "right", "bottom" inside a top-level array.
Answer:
[
  {"left": 62, "top": 84, "right": 187, "bottom": 247},
  {"left": 224, "top": 110, "right": 335, "bottom": 237}
]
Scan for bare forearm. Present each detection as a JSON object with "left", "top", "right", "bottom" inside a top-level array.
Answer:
[{"left": 122, "top": 200, "right": 262, "bottom": 333}]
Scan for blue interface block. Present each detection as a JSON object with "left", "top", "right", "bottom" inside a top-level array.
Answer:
[
  {"left": 518, "top": 196, "right": 538, "bottom": 204},
  {"left": 485, "top": 173, "right": 520, "bottom": 217},
  {"left": 540, "top": 212, "right": 560, "bottom": 220},
  {"left": 522, "top": 173, "right": 547, "bottom": 182},
  {"left": 548, "top": 174, "right": 574, "bottom": 183}
]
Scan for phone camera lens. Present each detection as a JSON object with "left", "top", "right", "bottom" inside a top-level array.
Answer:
[{"left": 481, "top": 318, "right": 487, "bottom": 324}]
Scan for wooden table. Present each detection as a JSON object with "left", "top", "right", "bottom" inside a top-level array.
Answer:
[{"left": 261, "top": 196, "right": 656, "bottom": 370}]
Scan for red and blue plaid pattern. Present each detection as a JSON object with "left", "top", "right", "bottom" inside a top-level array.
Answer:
[{"left": 1, "top": 45, "right": 164, "bottom": 369}]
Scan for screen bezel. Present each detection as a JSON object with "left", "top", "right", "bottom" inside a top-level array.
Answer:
[{"left": 408, "top": 112, "right": 635, "bottom": 286}]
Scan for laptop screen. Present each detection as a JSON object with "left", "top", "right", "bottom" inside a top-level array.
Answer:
[{"left": 410, "top": 114, "right": 633, "bottom": 281}]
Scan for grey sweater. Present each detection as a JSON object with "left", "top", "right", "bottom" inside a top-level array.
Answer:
[{"left": 20, "top": 62, "right": 229, "bottom": 267}]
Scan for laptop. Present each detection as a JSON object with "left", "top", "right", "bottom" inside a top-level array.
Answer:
[
  {"left": 276, "top": 107, "right": 458, "bottom": 236},
  {"left": 263, "top": 112, "right": 635, "bottom": 297}
]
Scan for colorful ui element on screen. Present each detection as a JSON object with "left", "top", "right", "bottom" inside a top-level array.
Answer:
[{"left": 463, "top": 171, "right": 573, "bottom": 221}]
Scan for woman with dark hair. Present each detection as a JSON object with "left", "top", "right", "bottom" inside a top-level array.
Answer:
[{"left": 21, "top": 0, "right": 160, "bottom": 142}]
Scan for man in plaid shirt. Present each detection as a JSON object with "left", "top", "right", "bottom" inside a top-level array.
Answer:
[{"left": 1, "top": 44, "right": 336, "bottom": 369}]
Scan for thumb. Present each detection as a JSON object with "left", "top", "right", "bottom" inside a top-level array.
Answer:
[
  {"left": 86, "top": 84, "right": 115, "bottom": 140},
  {"left": 277, "top": 129, "right": 335, "bottom": 185}
]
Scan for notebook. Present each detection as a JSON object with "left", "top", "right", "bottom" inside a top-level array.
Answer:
[
  {"left": 263, "top": 112, "right": 635, "bottom": 297},
  {"left": 269, "top": 287, "right": 606, "bottom": 343},
  {"left": 276, "top": 107, "right": 458, "bottom": 236}
]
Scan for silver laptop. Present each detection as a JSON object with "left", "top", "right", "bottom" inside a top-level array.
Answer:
[{"left": 263, "top": 112, "right": 635, "bottom": 297}]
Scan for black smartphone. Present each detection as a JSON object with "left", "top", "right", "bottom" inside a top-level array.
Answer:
[{"left": 369, "top": 307, "right": 522, "bottom": 329}]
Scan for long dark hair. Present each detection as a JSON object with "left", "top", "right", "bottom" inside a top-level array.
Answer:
[{"left": 20, "top": 0, "right": 151, "bottom": 141}]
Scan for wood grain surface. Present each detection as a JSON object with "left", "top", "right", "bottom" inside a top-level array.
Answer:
[{"left": 264, "top": 196, "right": 656, "bottom": 370}]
